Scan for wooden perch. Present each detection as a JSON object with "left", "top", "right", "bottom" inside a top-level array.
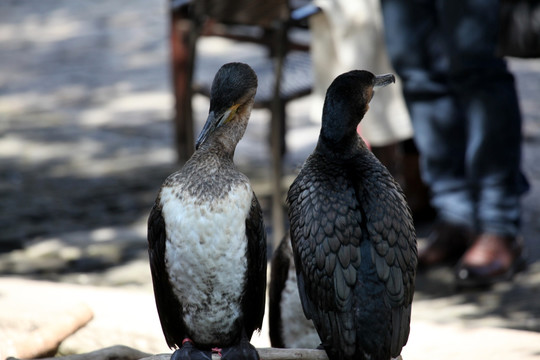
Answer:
[
  {"left": 12, "top": 346, "right": 402, "bottom": 360},
  {"left": 140, "top": 348, "right": 402, "bottom": 360},
  {"left": 254, "top": 348, "right": 329, "bottom": 360},
  {"left": 140, "top": 348, "right": 329, "bottom": 360}
]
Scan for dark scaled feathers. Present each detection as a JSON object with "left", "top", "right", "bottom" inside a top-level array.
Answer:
[
  {"left": 287, "top": 70, "right": 417, "bottom": 360},
  {"left": 288, "top": 150, "right": 416, "bottom": 360},
  {"left": 268, "top": 233, "right": 292, "bottom": 348},
  {"left": 243, "top": 193, "right": 268, "bottom": 337}
]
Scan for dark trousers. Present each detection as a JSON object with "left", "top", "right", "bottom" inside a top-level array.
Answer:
[{"left": 380, "top": 0, "right": 529, "bottom": 236}]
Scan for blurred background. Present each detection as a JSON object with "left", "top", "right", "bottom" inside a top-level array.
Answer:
[{"left": 1, "top": 1, "right": 540, "bottom": 359}]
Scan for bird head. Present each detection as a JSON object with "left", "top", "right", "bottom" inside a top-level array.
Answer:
[
  {"left": 195, "top": 62, "right": 258, "bottom": 150},
  {"left": 321, "top": 70, "right": 395, "bottom": 145}
]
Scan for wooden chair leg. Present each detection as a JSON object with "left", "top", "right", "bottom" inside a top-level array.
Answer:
[
  {"left": 170, "top": 10, "right": 195, "bottom": 163},
  {"left": 270, "top": 23, "right": 288, "bottom": 250}
]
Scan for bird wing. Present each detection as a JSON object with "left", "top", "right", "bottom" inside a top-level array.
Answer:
[
  {"left": 288, "top": 162, "right": 362, "bottom": 306},
  {"left": 355, "top": 160, "right": 417, "bottom": 356},
  {"left": 242, "top": 192, "right": 267, "bottom": 337},
  {"left": 268, "top": 232, "right": 293, "bottom": 348},
  {"left": 147, "top": 201, "right": 187, "bottom": 349},
  {"left": 287, "top": 159, "right": 363, "bottom": 354}
]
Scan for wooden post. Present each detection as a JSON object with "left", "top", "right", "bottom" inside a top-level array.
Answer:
[
  {"left": 270, "top": 21, "right": 287, "bottom": 251},
  {"left": 169, "top": 7, "right": 196, "bottom": 164}
]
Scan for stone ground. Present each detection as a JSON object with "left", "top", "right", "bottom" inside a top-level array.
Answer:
[{"left": 1, "top": 1, "right": 540, "bottom": 359}]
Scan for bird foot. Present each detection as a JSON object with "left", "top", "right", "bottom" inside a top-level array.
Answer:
[
  {"left": 220, "top": 338, "right": 259, "bottom": 360},
  {"left": 171, "top": 339, "right": 212, "bottom": 360}
]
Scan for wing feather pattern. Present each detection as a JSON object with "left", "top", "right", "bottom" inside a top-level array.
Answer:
[
  {"left": 357, "top": 154, "right": 417, "bottom": 357},
  {"left": 288, "top": 154, "right": 362, "bottom": 358},
  {"left": 288, "top": 150, "right": 417, "bottom": 360},
  {"left": 268, "top": 234, "right": 292, "bottom": 348},
  {"left": 147, "top": 201, "right": 187, "bottom": 349},
  {"left": 243, "top": 193, "right": 267, "bottom": 337}
]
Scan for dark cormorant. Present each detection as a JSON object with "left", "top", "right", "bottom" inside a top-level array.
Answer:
[
  {"left": 287, "top": 70, "right": 417, "bottom": 360},
  {"left": 147, "top": 63, "right": 267, "bottom": 360}
]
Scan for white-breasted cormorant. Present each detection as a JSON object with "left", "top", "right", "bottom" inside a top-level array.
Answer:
[
  {"left": 287, "top": 70, "right": 417, "bottom": 360},
  {"left": 147, "top": 63, "right": 267, "bottom": 360}
]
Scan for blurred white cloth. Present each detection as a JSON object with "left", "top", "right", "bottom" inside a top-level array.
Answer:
[{"left": 309, "top": 0, "right": 412, "bottom": 146}]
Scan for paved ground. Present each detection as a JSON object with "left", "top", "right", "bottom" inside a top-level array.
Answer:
[{"left": 1, "top": 1, "right": 540, "bottom": 359}]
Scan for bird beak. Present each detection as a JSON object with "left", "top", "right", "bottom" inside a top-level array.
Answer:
[
  {"left": 373, "top": 73, "right": 396, "bottom": 89},
  {"left": 195, "top": 104, "right": 240, "bottom": 150}
]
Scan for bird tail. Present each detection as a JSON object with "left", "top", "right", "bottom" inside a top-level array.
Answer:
[{"left": 318, "top": 311, "right": 356, "bottom": 359}]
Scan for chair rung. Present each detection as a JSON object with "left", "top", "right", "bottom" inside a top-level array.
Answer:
[{"left": 193, "top": 50, "right": 312, "bottom": 104}]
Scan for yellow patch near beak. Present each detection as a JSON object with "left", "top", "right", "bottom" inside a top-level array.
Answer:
[{"left": 224, "top": 103, "right": 241, "bottom": 124}]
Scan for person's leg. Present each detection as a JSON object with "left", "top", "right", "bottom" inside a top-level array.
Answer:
[
  {"left": 440, "top": 0, "right": 528, "bottom": 237},
  {"left": 381, "top": 0, "right": 474, "bottom": 266},
  {"left": 440, "top": 0, "right": 529, "bottom": 284},
  {"left": 382, "top": 0, "right": 473, "bottom": 227}
]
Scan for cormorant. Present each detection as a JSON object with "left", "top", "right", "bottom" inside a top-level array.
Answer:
[
  {"left": 269, "top": 232, "right": 320, "bottom": 349},
  {"left": 147, "top": 63, "right": 267, "bottom": 360},
  {"left": 287, "top": 70, "right": 417, "bottom": 360}
]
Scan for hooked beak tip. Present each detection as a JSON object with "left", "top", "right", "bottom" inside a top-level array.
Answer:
[{"left": 373, "top": 73, "right": 396, "bottom": 89}]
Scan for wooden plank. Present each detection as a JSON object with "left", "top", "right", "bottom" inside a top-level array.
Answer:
[{"left": 140, "top": 348, "right": 329, "bottom": 360}]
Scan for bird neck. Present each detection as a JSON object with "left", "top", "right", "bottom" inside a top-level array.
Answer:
[
  {"left": 198, "top": 115, "right": 248, "bottom": 159},
  {"left": 316, "top": 131, "right": 369, "bottom": 161}
]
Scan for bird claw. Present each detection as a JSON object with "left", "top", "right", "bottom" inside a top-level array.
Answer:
[
  {"left": 171, "top": 339, "right": 212, "bottom": 360},
  {"left": 220, "top": 339, "right": 259, "bottom": 360}
]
